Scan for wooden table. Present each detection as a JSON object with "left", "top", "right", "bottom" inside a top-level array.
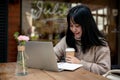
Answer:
[{"left": 0, "top": 62, "right": 108, "bottom": 80}]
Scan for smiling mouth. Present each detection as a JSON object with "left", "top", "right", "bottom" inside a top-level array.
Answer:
[{"left": 75, "top": 33, "right": 79, "bottom": 35}]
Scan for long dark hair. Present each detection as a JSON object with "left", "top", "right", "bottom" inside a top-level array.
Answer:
[{"left": 66, "top": 5, "right": 106, "bottom": 53}]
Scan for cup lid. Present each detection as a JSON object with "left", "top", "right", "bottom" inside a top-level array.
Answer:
[{"left": 65, "top": 48, "right": 75, "bottom": 51}]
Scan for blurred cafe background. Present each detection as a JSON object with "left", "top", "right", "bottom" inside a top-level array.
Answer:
[{"left": 0, "top": 0, "right": 120, "bottom": 67}]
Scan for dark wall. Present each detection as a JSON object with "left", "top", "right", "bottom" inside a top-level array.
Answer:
[
  {"left": 0, "top": 0, "right": 20, "bottom": 62},
  {"left": 0, "top": 0, "right": 8, "bottom": 62},
  {"left": 117, "top": 0, "right": 120, "bottom": 65},
  {"left": 8, "top": 0, "right": 20, "bottom": 62}
]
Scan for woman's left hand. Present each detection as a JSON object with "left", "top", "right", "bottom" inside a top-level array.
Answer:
[{"left": 66, "top": 55, "right": 80, "bottom": 64}]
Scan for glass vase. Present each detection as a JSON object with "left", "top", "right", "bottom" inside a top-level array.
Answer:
[{"left": 15, "top": 45, "right": 28, "bottom": 76}]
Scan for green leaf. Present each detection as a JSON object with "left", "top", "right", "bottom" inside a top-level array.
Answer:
[{"left": 14, "top": 32, "right": 19, "bottom": 40}]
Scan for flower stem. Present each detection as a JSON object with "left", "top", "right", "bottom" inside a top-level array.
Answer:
[{"left": 22, "top": 51, "right": 26, "bottom": 74}]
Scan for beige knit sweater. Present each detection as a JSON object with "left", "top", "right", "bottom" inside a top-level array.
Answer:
[{"left": 54, "top": 37, "right": 111, "bottom": 75}]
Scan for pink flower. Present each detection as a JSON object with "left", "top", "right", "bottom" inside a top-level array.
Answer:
[
  {"left": 17, "top": 35, "right": 29, "bottom": 41},
  {"left": 14, "top": 32, "right": 30, "bottom": 46}
]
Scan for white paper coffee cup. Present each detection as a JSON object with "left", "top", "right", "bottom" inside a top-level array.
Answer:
[{"left": 65, "top": 48, "right": 75, "bottom": 57}]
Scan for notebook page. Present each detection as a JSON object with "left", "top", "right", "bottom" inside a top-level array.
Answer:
[{"left": 57, "top": 62, "right": 83, "bottom": 71}]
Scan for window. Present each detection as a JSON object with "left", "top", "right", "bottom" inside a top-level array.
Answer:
[
  {"left": 92, "top": 7, "right": 108, "bottom": 36},
  {"left": 22, "top": 0, "right": 82, "bottom": 45}
]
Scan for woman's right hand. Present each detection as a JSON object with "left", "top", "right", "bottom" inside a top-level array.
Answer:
[{"left": 66, "top": 55, "right": 80, "bottom": 64}]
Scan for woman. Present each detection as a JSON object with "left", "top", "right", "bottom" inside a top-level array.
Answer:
[{"left": 54, "top": 5, "right": 111, "bottom": 75}]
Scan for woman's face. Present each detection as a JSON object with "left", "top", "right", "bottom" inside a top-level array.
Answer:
[{"left": 70, "top": 21, "right": 82, "bottom": 40}]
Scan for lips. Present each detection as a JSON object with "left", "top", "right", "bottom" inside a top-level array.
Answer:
[
  {"left": 74, "top": 32, "right": 79, "bottom": 35},
  {"left": 74, "top": 33, "right": 79, "bottom": 38},
  {"left": 74, "top": 32, "right": 81, "bottom": 39}
]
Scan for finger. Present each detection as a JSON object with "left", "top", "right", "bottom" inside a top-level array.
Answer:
[
  {"left": 66, "top": 60, "right": 72, "bottom": 63},
  {"left": 65, "top": 58, "right": 71, "bottom": 61},
  {"left": 66, "top": 55, "right": 73, "bottom": 58}
]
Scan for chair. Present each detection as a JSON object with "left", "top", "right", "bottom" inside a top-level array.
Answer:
[{"left": 103, "top": 65, "right": 120, "bottom": 80}]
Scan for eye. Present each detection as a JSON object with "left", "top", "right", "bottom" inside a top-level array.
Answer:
[
  {"left": 75, "top": 25, "right": 80, "bottom": 27},
  {"left": 75, "top": 24, "right": 80, "bottom": 27},
  {"left": 70, "top": 24, "right": 73, "bottom": 27},
  {"left": 70, "top": 23, "right": 80, "bottom": 28}
]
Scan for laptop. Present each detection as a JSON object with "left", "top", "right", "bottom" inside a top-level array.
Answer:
[{"left": 25, "top": 41, "right": 83, "bottom": 71}]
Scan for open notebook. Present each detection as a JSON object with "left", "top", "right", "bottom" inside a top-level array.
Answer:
[{"left": 25, "top": 41, "right": 83, "bottom": 71}]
